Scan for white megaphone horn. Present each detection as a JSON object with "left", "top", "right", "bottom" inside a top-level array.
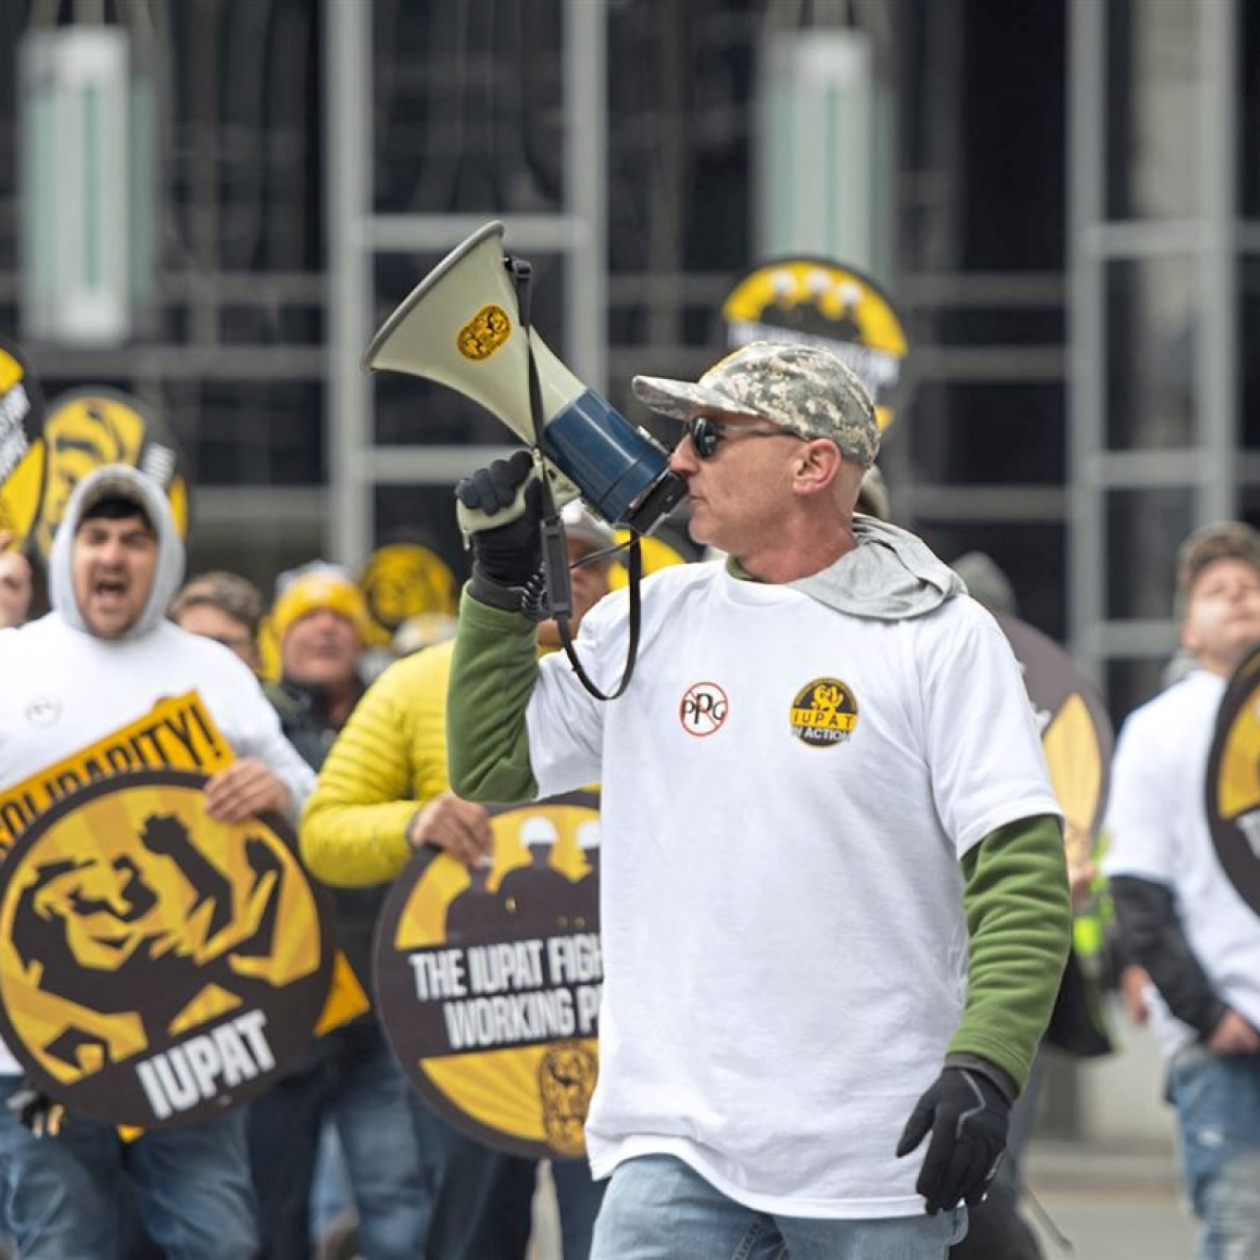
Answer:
[{"left": 362, "top": 220, "right": 685, "bottom": 534}]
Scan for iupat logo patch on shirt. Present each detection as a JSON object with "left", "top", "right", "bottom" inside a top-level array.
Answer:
[{"left": 789, "top": 678, "right": 858, "bottom": 747}]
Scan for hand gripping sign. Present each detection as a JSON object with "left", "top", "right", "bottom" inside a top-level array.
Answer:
[
  {"left": 0, "top": 768, "right": 334, "bottom": 1129},
  {"left": 375, "top": 793, "right": 602, "bottom": 1159}
]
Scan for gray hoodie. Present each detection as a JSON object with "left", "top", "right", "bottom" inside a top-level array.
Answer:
[
  {"left": 787, "top": 515, "right": 966, "bottom": 621},
  {"left": 49, "top": 463, "right": 186, "bottom": 638}
]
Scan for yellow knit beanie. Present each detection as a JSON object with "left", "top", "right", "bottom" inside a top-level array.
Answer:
[{"left": 271, "top": 566, "right": 370, "bottom": 643}]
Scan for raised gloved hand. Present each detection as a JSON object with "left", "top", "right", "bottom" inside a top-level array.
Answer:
[
  {"left": 454, "top": 451, "right": 544, "bottom": 611},
  {"left": 6, "top": 1080, "right": 65, "bottom": 1138},
  {"left": 894, "top": 1066, "right": 1010, "bottom": 1214}
]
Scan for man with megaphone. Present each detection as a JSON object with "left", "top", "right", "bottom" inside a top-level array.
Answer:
[{"left": 440, "top": 340, "right": 1072, "bottom": 1257}]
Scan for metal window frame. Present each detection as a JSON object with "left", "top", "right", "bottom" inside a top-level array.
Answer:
[
  {"left": 323, "top": 0, "right": 608, "bottom": 566},
  {"left": 1069, "top": 0, "right": 1243, "bottom": 687}
]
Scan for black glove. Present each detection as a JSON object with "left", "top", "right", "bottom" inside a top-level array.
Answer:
[
  {"left": 6, "top": 1080, "right": 65, "bottom": 1138},
  {"left": 894, "top": 1066, "right": 1010, "bottom": 1214},
  {"left": 454, "top": 451, "right": 544, "bottom": 611}
]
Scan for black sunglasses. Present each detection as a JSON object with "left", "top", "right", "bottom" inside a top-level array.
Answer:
[{"left": 685, "top": 415, "right": 800, "bottom": 459}]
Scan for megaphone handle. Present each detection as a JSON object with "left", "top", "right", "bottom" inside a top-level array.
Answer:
[
  {"left": 540, "top": 519, "right": 573, "bottom": 620},
  {"left": 506, "top": 257, "right": 557, "bottom": 512},
  {"left": 507, "top": 254, "right": 574, "bottom": 618}
]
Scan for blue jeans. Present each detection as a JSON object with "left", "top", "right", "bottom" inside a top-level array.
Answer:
[
  {"left": 405, "top": 1090, "right": 605, "bottom": 1259},
  {"left": 591, "top": 1155, "right": 966, "bottom": 1260},
  {"left": 1169, "top": 1045, "right": 1260, "bottom": 1260},
  {"left": 0, "top": 1073, "right": 257, "bottom": 1260},
  {"left": 247, "top": 1021, "right": 428, "bottom": 1260}
]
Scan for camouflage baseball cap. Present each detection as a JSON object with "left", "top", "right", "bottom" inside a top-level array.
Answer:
[{"left": 631, "top": 341, "right": 880, "bottom": 468}]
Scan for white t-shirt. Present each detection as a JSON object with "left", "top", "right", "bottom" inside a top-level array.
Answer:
[
  {"left": 1103, "top": 668, "right": 1260, "bottom": 1060},
  {"left": 0, "top": 612, "right": 316, "bottom": 1075},
  {"left": 525, "top": 562, "right": 1060, "bottom": 1219}
]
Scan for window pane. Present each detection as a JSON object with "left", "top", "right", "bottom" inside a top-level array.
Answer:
[
  {"left": 1107, "top": 657, "right": 1169, "bottom": 727},
  {"left": 1105, "top": 487, "right": 1192, "bottom": 620},
  {"left": 1239, "top": 0, "right": 1260, "bottom": 217},
  {"left": 910, "top": 382, "right": 1065, "bottom": 486},
  {"left": 372, "top": 0, "right": 564, "bottom": 216},
  {"left": 186, "top": 517, "right": 323, "bottom": 602},
  {"left": 1239, "top": 258, "right": 1260, "bottom": 449},
  {"left": 916, "top": 522, "right": 1065, "bottom": 641},
  {"left": 1105, "top": 257, "right": 1197, "bottom": 450},
  {"left": 1105, "top": 0, "right": 1200, "bottom": 221}
]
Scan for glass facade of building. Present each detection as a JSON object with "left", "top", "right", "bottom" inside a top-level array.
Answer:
[{"left": 0, "top": 0, "right": 1256, "bottom": 725}]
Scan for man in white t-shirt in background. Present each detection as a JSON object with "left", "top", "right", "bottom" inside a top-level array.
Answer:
[
  {"left": 1105, "top": 523, "right": 1260, "bottom": 1260},
  {"left": 441, "top": 342, "right": 1072, "bottom": 1258}
]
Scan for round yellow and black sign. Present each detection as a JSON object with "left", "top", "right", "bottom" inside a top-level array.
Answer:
[
  {"left": 0, "top": 338, "right": 44, "bottom": 488},
  {"left": 0, "top": 387, "right": 191, "bottom": 571},
  {"left": 718, "top": 257, "right": 908, "bottom": 432},
  {"left": 375, "top": 793, "right": 601, "bottom": 1160},
  {"left": 0, "top": 769, "right": 333, "bottom": 1129},
  {"left": 358, "top": 542, "right": 459, "bottom": 642},
  {"left": 790, "top": 678, "right": 859, "bottom": 747},
  {"left": 0, "top": 438, "right": 44, "bottom": 544},
  {"left": 458, "top": 304, "right": 513, "bottom": 361},
  {"left": 996, "top": 615, "right": 1113, "bottom": 865},
  {"left": 1207, "top": 643, "right": 1260, "bottom": 918}
]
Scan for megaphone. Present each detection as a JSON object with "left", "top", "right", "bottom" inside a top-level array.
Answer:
[{"left": 362, "top": 221, "right": 685, "bottom": 534}]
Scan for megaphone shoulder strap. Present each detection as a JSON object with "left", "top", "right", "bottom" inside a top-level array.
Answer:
[
  {"left": 507, "top": 256, "right": 643, "bottom": 702},
  {"left": 557, "top": 534, "right": 641, "bottom": 700}
]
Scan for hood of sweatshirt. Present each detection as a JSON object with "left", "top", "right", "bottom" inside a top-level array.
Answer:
[
  {"left": 48, "top": 463, "right": 186, "bottom": 640},
  {"left": 785, "top": 515, "right": 965, "bottom": 620}
]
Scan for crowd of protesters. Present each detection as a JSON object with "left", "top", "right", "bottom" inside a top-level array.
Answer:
[
  {"left": 0, "top": 484, "right": 616, "bottom": 1260},
  {"left": 0, "top": 367, "right": 1258, "bottom": 1259}
]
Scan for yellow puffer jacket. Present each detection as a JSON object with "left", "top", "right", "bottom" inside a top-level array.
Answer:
[{"left": 300, "top": 640, "right": 455, "bottom": 888}]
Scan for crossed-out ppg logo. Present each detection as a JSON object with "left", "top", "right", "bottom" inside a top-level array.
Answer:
[
  {"left": 790, "top": 677, "right": 859, "bottom": 747},
  {"left": 680, "top": 682, "right": 729, "bottom": 736},
  {"left": 0, "top": 770, "right": 332, "bottom": 1129}
]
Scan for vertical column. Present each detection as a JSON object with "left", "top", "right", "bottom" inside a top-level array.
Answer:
[
  {"left": 325, "top": 0, "right": 373, "bottom": 566},
  {"left": 563, "top": 0, "right": 608, "bottom": 391},
  {"left": 1067, "top": 0, "right": 1107, "bottom": 681},
  {"left": 1199, "top": 0, "right": 1239, "bottom": 524}
]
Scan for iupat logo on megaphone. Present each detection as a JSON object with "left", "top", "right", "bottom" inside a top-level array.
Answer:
[{"left": 362, "top": 221, "right": 685, "bottom": 534}]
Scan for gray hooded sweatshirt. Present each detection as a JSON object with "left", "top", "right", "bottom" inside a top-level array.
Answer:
[{"left": 0, "top": 463, "right": 313, "bottom": 823}]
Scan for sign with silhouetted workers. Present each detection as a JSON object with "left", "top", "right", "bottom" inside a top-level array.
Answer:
[{"left": 375, "top": 792, "right": 601, "bottom": 1159}]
